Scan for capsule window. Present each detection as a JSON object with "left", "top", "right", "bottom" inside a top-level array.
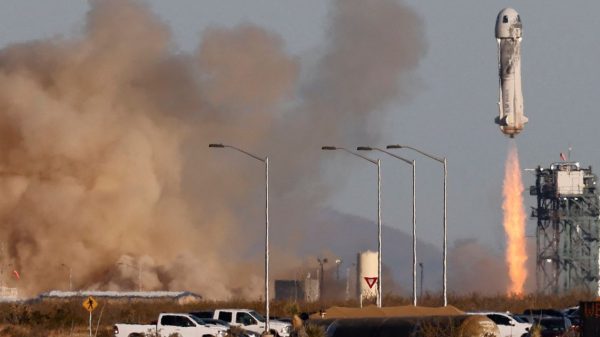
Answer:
[
  {"left": 503, "top": 15, "right": 508, "bottom": 23},
  {"left": 517, "top": 15, "right": 521, "bottom": 22}
]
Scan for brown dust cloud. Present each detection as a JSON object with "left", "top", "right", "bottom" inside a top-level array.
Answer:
[{"left": 0, "top": 0, "right": 425, "bottom": 299}]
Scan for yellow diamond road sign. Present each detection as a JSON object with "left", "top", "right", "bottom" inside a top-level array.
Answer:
[{"left": 83, "top": 296, "right": 98, "bottom": 312}]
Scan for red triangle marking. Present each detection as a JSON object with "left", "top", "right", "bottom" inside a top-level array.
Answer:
[{"left": 364, "top": 277, "right": 378, "bottom": 289}]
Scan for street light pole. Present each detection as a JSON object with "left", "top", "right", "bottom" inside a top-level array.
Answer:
[
  {"left": 443, "top": 157, "right": 447, "bottom": 306},
  {"left": 357, "top": 147, "right": 417, "bottom": 306},
  {"left": 387, "top": 144, "right": 447, "bottom": 306},
  {"left": 265, "top": 156, "right": 269, "bottom": 326},
  {"left": 376, "top": 158, "right": 382, "bottom": 308},
  {"left": 209, "top": 143, "right": 270, "bottom": 333},
  {"left": 322, "top": 146, "right": 383, "bottom": 307}
]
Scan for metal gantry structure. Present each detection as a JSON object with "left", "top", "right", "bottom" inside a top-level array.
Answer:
[{"left": 530, "top": 162, "right": 600, "bottom": 295}]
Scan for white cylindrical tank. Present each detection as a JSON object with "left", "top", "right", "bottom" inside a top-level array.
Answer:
[{"left": 356, "top": 250, "right": 379, "bottom": 300}]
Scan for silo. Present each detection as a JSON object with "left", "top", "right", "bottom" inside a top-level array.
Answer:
[{"left": 356, "top": 250, "right": 378, "bottom": 300}]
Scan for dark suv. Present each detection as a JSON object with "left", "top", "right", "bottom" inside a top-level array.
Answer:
[{"left": 529, "top": 316, "right": 573, "bottom": 337}]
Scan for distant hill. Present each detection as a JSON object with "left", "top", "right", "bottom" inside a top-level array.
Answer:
[
  {"left": 290, "top": 208, "right": 443, "bottom": 296},
  {"left": 277, "top": 208, "right": 510, "bottom": 296}
]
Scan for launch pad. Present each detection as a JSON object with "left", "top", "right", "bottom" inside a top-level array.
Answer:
[{"left": 530, "top": 162, "right": 600, "bottom": 295}]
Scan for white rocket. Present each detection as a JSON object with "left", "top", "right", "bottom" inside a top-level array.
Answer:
[{"left": 495, "top": 8, "right": 527, "bottom": 138}]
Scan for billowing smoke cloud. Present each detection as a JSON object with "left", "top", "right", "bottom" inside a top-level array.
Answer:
[
  {"left": 0, "top": 0, "right": 425, "bottom": 298},
  {"left": 448, "top": 239, "right": 509, "bottom": 294},
  {"left": 448, "top": 238, "right": 537, "bottom": 295}
]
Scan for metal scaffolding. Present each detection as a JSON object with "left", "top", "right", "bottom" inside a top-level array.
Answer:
[{"left": 530, "top": 162, "right": 600, "bottom": 295}]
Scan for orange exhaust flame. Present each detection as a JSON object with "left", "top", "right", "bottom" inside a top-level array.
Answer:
[{"left": 502, "top": 142, "right": 528, "bottom": 295}]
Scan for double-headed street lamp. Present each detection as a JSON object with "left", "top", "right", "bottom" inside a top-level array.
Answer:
[
  {"left": 387, "top": 144, "right": 447, "bottom": 306},
  {"left": 357, "top": 147, "right": 417, "bottom": 306},
  {"left": 321, "top": 146, "right": 382, "bottom": 308},
  {"left": 209, "top": 143, "right": 271, "bottom": 333}
]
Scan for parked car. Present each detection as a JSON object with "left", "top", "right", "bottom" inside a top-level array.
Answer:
[
  {"left": 562, "top": 307, "right": 578, "bottom": 317},
  {"left": 202, "top": 309, "right": 291, "bottom": 337},
  {"left": 562, "top": 306, "right": 581, "bottom": 332},
  {"left": 188, "top": 315, "right": 259, "bottom": 337},
  {"left": 510, "top": 314, "right": 533, "bottom": 324},
  {"left": 190, "top": 311, "right": 215, "bottom": 319},
  {"left": 528, "top": 316, "right": 573, "bottom": 337},
  {"left": 469, "top": 312, "right": 531, "bottom": 337},
  {"left": 114, "top": 313, "right": 228, "bottom": 337},
  {"left": 522, "top": 309, "right": 565, "bottom": 318},
  {"left": 200, "top": 318, "right": 232, "bottom": 327}
]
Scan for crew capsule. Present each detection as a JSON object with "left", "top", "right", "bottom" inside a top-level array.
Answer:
[{"left": 495, "top": 8, "right": 527, "bottom": 138}]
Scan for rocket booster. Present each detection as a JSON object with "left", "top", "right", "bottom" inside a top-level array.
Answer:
[{"left": 495, "top": 8, "right": 527, "bottom": 138}]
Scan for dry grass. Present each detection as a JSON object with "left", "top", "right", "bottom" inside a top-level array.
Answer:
[{"left": 0, "top": 292, "right": 591, "bottom": 337}]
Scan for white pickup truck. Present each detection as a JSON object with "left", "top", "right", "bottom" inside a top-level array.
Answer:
[
  {"left": 113, "top": 312, "right": 228, "bottom": 337},
  {"left": 212, "top": 309, "right": 290, "bottom": 337}
]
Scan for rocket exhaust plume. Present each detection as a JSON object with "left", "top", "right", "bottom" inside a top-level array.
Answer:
[{"left": 502, "top": 142, "right": 528, "bottom": 295}]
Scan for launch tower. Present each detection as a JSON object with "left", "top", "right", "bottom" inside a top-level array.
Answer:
[{"left": 530, "top": 162, "right": 600, "bottom": 295}]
